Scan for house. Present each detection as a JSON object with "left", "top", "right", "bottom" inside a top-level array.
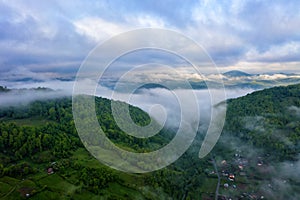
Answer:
[
  {"left": 47, "top": 167, "right": 54, "bottom": 174},
  {"left": 238, "top": 165, "right": 244, "bottom": 170},
  {"left": 221, "top": 170, "right": 229, "bottom": 177},
  {"left": 257, "top": 160, "right": 263, "bottom": 166},
  {"left": 228, "top": 174, "right": 235, "bottom": 181}
]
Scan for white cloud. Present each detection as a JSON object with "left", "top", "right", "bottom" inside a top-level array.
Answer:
[
  {"left": 0, "top": 66, "right": 55, "bottom": 81},
  {"left": 127, "top": 15, "right": 165, "bottom": 28},
  {"left": 73, "top": 17, "right": 128, "bottom": 42},
  {"left": 0, "top": 89, "right": 69, "bottom": 107},
  {"left": 246, "top": 42, "right": 300, "bottom": 62},
  {"left": 1, "top": 0, "right": 59, "bottom": 39},
  {"left": 192, "top": 0, "right": 226, "bottom": 26},
  {"left": 73, "top": 15, "right": 166, "bottom": 43}
]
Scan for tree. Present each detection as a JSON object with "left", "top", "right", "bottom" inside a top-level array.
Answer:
[
  {"left": 0, "top": 164, "right": 4, "bottom": 177},
  {"left": 49, "top": 107, "right": 56, "bottom": 120}
]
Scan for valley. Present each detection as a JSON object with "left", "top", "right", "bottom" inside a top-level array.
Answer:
[{"left": 0, "top": 84, "right": 299, "bottom": 199}]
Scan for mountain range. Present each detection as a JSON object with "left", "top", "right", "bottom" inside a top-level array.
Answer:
[{"left": 105, "top": 70, "right": 300, "bottom": 91}]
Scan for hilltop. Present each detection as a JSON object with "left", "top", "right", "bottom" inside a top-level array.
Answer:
[{"left": 223, "top": 70, "right": 252, "bottom": 77}]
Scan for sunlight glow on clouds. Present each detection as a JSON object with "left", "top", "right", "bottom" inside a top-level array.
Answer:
[
  {"left": 74, "top": 15, "right": 166, "bottom": 43},
  {"left": 74, "top": 17, "right": 128, "bottom": 43}
]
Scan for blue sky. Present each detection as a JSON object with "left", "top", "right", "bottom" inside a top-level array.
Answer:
[{"left": 0, "top": 0, "right": 300, "bottom": 80}]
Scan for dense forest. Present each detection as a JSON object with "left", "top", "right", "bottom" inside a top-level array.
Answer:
[
  {"left": 224, "top": 84, "right": 300, "bottom": 161},
  {"left": 0, "top": 84, "right": 299, "bottom": 199}
]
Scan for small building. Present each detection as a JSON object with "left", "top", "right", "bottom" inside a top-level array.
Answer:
[
  {"left": 47, "top": 167, "right": 54, "bottom": 175},
  {"left": 257, "top": 161, "right": 263, "bottom": 166},
  {"left": 228, "top": 174, "right": 235, "bottom": 181},
  {"left": 238, "top": 165, "right": 244, "bottom": 170}
]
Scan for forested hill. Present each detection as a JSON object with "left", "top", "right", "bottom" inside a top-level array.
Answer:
[
  {"left": 0, "top": 95, "right": 175, "bottom": 199},
  {"left": 0, "top": 95, "right": 170, "bottom": 155},
  {"left": 224, "top": 83, "right": 300, "bottom": 161}
]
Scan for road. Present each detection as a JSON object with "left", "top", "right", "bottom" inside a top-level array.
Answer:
[{"left": 211, "top": 156, "right": 220, "bottom": 200}]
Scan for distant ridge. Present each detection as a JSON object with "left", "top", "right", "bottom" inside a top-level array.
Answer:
[
  {"left": 0, "top": 86, "right": 54, "bottom": 93},
  {"left": 223, "top": 70, "right": 252, "bottom": 77}
]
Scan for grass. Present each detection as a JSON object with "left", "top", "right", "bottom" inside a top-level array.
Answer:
[
  {"left": 0, "top": 177, "right": 38, "bottom": 200},
  {"left": 0, "top": 181, "right": 13, "bottom": 197},
  {"left": 31, "top": 190, "right": 66, "bottom": 200},
  {"left": 103, "top": 182, "right": 146, "bottom": 200},
  {"left": 71, "top": 191, "right": 106, "bottom": 200},
  {"left": 0, "top": 147, "right": 150, "bottom": 200},
  {"left": 199, "top": 177, "right": 218, "bottom": 193},
  {"left": 0, "top": 135, "right": 264, "bottom": 200},
  {"left": 37, "top": 174, "right": 78, "bottom": 195},
  {"left": 71, "top": 148, "right": 104, "bottom": 169},
  {"left": 0, "top": 176, "right": 19, "bottom": 186}
]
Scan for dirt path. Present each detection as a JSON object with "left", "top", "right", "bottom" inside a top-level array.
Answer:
[{"left": 211, "top": 156, "right": 220, "bottom": 200}]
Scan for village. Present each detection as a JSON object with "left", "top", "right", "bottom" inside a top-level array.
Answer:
[{"left": 205, "top": 149, "right": 279, "bottom": 200}]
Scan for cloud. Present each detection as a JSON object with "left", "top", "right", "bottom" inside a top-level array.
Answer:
[
  {"left": 278, "top": 155, "right": 300, "bottom": 181},
  {"left": 0, "top": 66, "right": 53, "bottom": 81},
  {"left": 220, "top": 61, "right": 300, "bottom": 74},
  {"left": 188, "top": 0, "right": 300, "bottom": 66},
  {"left": 240, "top": 1, "right": 300, "bottom": 46},
  {"left": 0, "top": 89, "right": 69, "bottom": 107},
  {"left": 0, "top": 0, "right": 90, "bottom": 73},
  {"left": 96, "top": 87, "right": 253, "bottom": 127},
  {"left": 2, "top": 73, "right": 251, "bottom": 131},
  {"left": 73, "top": 15, "right": 166, "bottom": 43},
  {"left": 73, "top": 17, "right": 128, "bottom": 43},
  {"left": 0, "top": 0, "right": 300, "bottom": 77},
  {"left": 245, "top": 42, "right": 300, "bottom": 62}
]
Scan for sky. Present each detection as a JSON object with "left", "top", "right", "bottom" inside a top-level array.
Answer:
[{"left": 0, "top": 0, "right": 300, "bottom": 82}]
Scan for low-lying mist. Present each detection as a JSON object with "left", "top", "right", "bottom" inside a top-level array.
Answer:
[
  {"left": 0, "top": 88, "right": 69, "bottom": 107},
  {"left": 1, "top": 79, "right": 255, "bottom": 128},
  {"left": 109, "top": 87, "right": 254, "bottom": 131}
]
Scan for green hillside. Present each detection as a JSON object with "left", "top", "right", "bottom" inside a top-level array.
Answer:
[
  {"left": 0, "top": 95, "right": 215, "bottom": 199},
  {"left": 224, "top": 84, "right": 300, "bottom": 161},
  {"left": 0, "top": 96, "right": 174, "bottom": 199},
  {"left": 211, "top": 84, "right": 300, "bottom": 199}
]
